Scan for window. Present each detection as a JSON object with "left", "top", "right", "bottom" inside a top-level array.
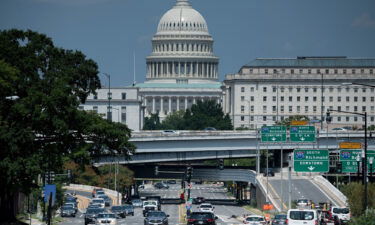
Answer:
[
  {"left": 354, "top": 88, "right": 358, "bottom": 93},
  {"left": 354, "top": 117, "right": 358, "bottom": 122},
  {"left": 289, "top": 96, "right": 293, "bottom": 102},
  {"left": 313, "top": 87, "right": 317, "bottom": 92},
  {"left": 272, "top": 86, "right": 277, "bottom": 92},
  {"left": 241, "top": 105, "right": 245, "bottom": 113},
  {"left": 107, "top": 92, "right": 112, "bottom": 100},
  {"left": 313, "top": 96, "right": 317, "bottom": 102},
  {"left": 263, "top": 106, "right": 267, "bottom": 113},
  {"left": 280, "top": 106, "right": 284, "bottom": 112},
  {"left": 241, "top": 96, "right": 245, "bottom": 101},
  {"left": 362, "top": 88, "right": 366, "bottom": 93},
  {"left": 263, "top": 87, "right": 267, "bottom": 92},
  {"left": 354, "top": 97, "right": 358, "bottom": 102},
  {"left": 352, "top": 69, "right": 356, "bottom": 74},
  {"left": 346, "top": 96, "right": 350, "bottom": 102},
  {"left": 297, "top": 87, "right": 301, "bottom": 92},
  {"left": 241, "top": 87, "right": 245, "bottom": 92},
  {"left": 308, "top": 69, "right": 311, "bottom": 74},
  {"left": 93, "top": 106, "right": 98, "bottom": 113},
  {"left": 299, "top": 69, "right": 303, "bottom": 74},
  {"left": 251, "top": 106, "right": 254, "bottom": 112},
  {"left": 305, "top": 96, "right": 309, "bottom": 102},
  {"left": 361, "top": 69, "right": 364, "bottom": 74},
  {"left": 263, "top": 96, "right": 267, "bottom": 102},
  {"left": 121, "top": 92, "right": 127, "bottom": 100},
  {"left": 338, "top": 117, "right": 341, "bottom": 122},
  {"left": 325, "top": 69, "right": 329, "bottom": 74},
  {"left": 362, "top": 106, "right": 366, "bottom": 112},
  {"left": 272, "top": 96, "right": 276, "bottom": 102},
  {"left": 322, "top": 96, "right": 325, "bottom": 102},
  {"left": 121, "top": 106, "right": 126, "bottom": 123},
  {"left": 354, "top": 106, "right": 358, "bottom": 112},
  {"left": 313, "top": 106, "right": 317, "bottom": 112},
  {"left": 363, "top": 97, "right": 366, "bottom": 102},
  {"left": 371, "top": 97, "right": 374, "bottom": 102},
  {"left": 280, "top": 87, "right": 285, "bottom": 92},
  {"left": 241, "top": 116, "right": 245, "bottom": 121},
  {"left": 305, "top": 106, "right": 308, "bottom": 112},
  {"left": 280, "top": 96, "right": 284, "bottom": 102},
  {"left": 370, "top": 69, "right": 373, "bottom": 74},
  {"left": 263, "top": 116, "right": 267, "bottom": 121},
  {"left": 273, "top": 116, "right": 277, "bottom": 121},
  {"left": 305, "top": 88, "right": 309, "bottom": 93},
  {"left": 334, "top": 69, "right": 338, "bottom": 74},
  {"left": 289, "top": 106, "right": 293, "bottom": 112},
  {"left": 78, "top": 106, "right": 84, "bottom": 110},
  {"left": 93, "top": 94, "right": 98, "bottom": 100},
  {"left": 297, "top": 96, "right": 301, "bottom": 102},
  {"left": 317, "top": 69, "right": 320, "bottom": 74},
  {"left": 291, "top": 69, "right": 294, "bottom": 74},
  {"left": 273, "top": 69, "right": 277, "bottom": 74},
  {"left": 250, "top": 116, "right": 254, "bottom": 121},
  {"left": 272, "top": 106, "right": 277, "bottom": 112},
  {"left": 265, "top": 69, "right": 268, "bottom": 74},
  {"left": 338, "top": 106, "right": 341, "bottom": 111},
  {"left": 346, "top": 117, "right": 350, "bottom": 122},
  {"left": 343, "top": 69, "right": 346, "bottom": 74},
  {"left": 297, "top": 106, "right": 301, "bottom": 113},
  {"left": 337, "top": 97, "right": 341, "bottom": 102},
  {"left": 329, "top": 87, "right": 334, "bottom": 93},
  {"left": 250, "top": 96, "right": 254, "bottom": 101},
  {"left": 346, "top": 106, "right": 350, "bottom": 111},
  {"left": 250, "top": 87, "right": 254, "bottom": 92},
  {"left": 338, "top": 88, "right": 342, "bottom": 93}
]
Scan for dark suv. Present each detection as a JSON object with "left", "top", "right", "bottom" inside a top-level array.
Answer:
[
  {"left": 187, "top": 212, "right": 217, "bottom": 225},
  {"left": 144, "top": 211, "right": 169, "bottom": 225}
]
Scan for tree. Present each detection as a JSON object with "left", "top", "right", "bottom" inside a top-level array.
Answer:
[
  {"left": 0, "top": 29, "right": 135, "bottom": 221},
  {"left": 160, "top": 110, "right": 185, "bottom": 130},
  {"left": 143, "top": 113, "right": 162, "bottom": 130},
  {"left": 183, "top": 100, "right": 233, "bottom": 130},
  {"left": 275, "top": 115, "right": 309, "bottom": 127}
]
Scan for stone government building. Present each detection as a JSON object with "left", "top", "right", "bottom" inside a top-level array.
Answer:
[{"left": 80, "top": 0, "right": 375, "bottom": 131}]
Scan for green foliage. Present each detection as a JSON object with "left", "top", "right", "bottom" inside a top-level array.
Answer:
[
  {"left": 349, "top": 209, "right": 375, "bottom": 225},
  {"left": 341, "top": 182, "right": 375, "bottom": 217},
  {"left": 143, "top": 113, "right": 162, "bottom": 130},
  {"left": 0, "top": 29, "right": 135, "bottom": 221},
  {"left": 159, "top": 110, "right": 185, "bottom": 130}
]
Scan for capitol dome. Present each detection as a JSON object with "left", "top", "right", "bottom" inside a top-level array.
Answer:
[
  {"left": 156, "top": 0, "right": 209, "bottom": 35},
  {"left": 146, "top": 0, "right": 219, "bottom": 83}
]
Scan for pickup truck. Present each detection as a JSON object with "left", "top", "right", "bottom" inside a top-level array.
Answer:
[{"left": 142, "top": 200, "right": 158, "bottom": 217}]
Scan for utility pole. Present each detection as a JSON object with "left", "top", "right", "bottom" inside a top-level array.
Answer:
[
  {"left": 104, "top": 73, "right": 111, "bottom": 121},
  {"left": 288, "top": 155, "right": 292, "bottom": 210}
]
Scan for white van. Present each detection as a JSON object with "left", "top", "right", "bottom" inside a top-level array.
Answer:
[
  {"left": 330, "top": 207, "right": 350, "bottom": 222},
  {"left": 287, "top": 209, "right": 319, "bottom": 225}
]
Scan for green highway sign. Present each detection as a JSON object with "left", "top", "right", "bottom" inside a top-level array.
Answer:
[
  {"left": 339, "top": 150, "right": 361, "bottom": 173},
  {"left": 339, "top": 150, "right": 375, "bottom": 173},
  {"left": 260, "top": 126, "right": 287, "bottom": 142},
  {"left": 290, "top": 126, "right": 316, "bottom": 142},
  {"left": 294, "top": 149, "right": 329, "bottom": 172}
]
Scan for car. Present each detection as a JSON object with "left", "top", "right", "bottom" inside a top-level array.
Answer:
[
  {"left": 287, "top": 209, "right": 319, "bottom": 225},
  {"left": 97, "top": 194, "right": 112, "bottom": 206},
  {"left": 92, "top": 188, "right": 104, "bottom": 197},
  {"left": 263, "top": 168, "right": 275, "bottom": 177},
  {"left": 87, "top": 203, "right": 101, "bottom": 209},
  {"left": 166, "top": 180, "right": 176, "bottom": 184},
  {"left": 319, "top": 210, "right": 335, "bottom": 225},
  {"left": 60, "top": 205, "right": 76, "bottom": 217},
  {"left": 296, "top": 198, "right": 309, "bottom": 207},
  {"left": 243, "top": 215, "right": 267, "bottom": 224},
  {"left": 198, "top": 203, "right": 214, "bottom": 213},
  {"left": 111, "top": 205, "right": 127, "bottom": 218},
  {"left": 204, "top": 127, "right": 216, "bottom": 131},
  {"left": 123, "top": 204, "right": 135, "bottom": 216},
  {"left": 63, "top": 203, "right": 77, "bottom": 213},
  {"left": 162, "top": 130, "right": 178, "bottom": 134},
  {"left": 154, "top": 182, "right": 169, "bottom": 189},
  {"left": 331, "top": 127, "right": 348, "bottom": 132},
  {"left": 330, "top": 207, "right": 350, "bottom": 223},
  {"left": 91, "top": 198, "right": 105, "bottom": 208},
  {"left": 146, "top": 196, "right": 162, "bottom": 210},
  {"left": 143, "top": 200, "right": 158, "bottom": 216},
  {"left": 96, "top": 190, "right": 106, "bottom": 197},
  {"left": 84, "top": 208, "right": 105, "bottom": 225},
  {"left": 187, "top": 212, "right": 217, "bottom": 225},
  {"left": 131, "top": 199, "right": 143, "bottom": 208},
  {"left": 96, "top": 213, "right": 117, "bottom": 225},
  {"left": 139, "top": 184, "right": 145, "bottom": 189},
  {"left": 193, "top": 197, "right": 206, "bottom": 204},
  {"left": 144, "top": 211, "right": 169, "bottom": 225},
  {"left": 271, "top": 214, "right": 287, "bottom": 225}
]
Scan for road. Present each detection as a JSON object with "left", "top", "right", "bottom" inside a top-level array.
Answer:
[{"left": 59, "top": 183, "right": 253, "bottom": 225}]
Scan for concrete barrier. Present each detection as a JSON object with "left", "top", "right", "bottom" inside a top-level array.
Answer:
[{"left": 64, "top": 184, "right": 122, "bottom": 205}]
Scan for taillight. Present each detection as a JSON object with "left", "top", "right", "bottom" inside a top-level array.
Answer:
[
  {"left": 285, "top": 219, "right": 288, "bottom": 224},
  {"left": 187, "top": 219, "right": 196, "bottom": 222},
  {"left": 207, "top": 219, "right": 214, "bottom": 222},
  {"left": 315, "top": 219, "right": 318, "bottom": 225}
]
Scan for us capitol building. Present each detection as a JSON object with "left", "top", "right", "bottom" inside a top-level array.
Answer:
[{"left": 81, "top": 0, "right": 375, "bottom": 131}]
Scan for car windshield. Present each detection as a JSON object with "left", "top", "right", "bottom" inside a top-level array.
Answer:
[
  {"left": 144, "top": 201, "right": 157, "bottom": 206},
  {"left": 297, "top": 199, "right": 308, "bottom": 203},
  {"left": 62, "top": 206, "right": 74, "bottom": 210},
  {"left": 93, "top": 199, "right": 104, "bottom": 203},
  {"left": 190, "top": 213, "right": 213, "bottom": 219},
  {"left": 86, "top": 208, "right": 104, "bottom": 214},
  {"left": 124, "top": 205, "right": 133, "bottom": 209},
  {"left": 147, "top": 212, "right": 166, "bottom": 217},
  {"left": 333, "top": 208, "right": 349, "bottom": 214},
  {"left": 132, "top": 199, "right": 141, "bottom": 203},
  {"left": 98, "top": 214, "right": 116, "bottom": 219},
  {"left": 200, "top": 205, "right": 212, "bottom": 208},
  {"left": 246, "top": 217, "right": 264, "bottom": 221},
  {"left": 275, "top": 214, "right": 287, "bottom": 219},
  {"left": 290, "top": 211, "right": 314, "bottom": 220},
  {"left": 111, "top": 206, "right": 122, "bottom": 210}
]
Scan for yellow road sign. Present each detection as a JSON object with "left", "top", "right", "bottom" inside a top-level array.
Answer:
[
  {"left": 291, "top": 120, "right": 308, "bottom": 125},
  {"left": 339, "top": 142, "right": 362, "bottom": 149}
]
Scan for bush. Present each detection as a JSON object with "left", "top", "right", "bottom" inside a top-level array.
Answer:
[
  {"left": 349, "top": 209, "right": 375, "bottom": 225},
  {"left": 341, "top": 182, "right": 375, "bottom": 217}
]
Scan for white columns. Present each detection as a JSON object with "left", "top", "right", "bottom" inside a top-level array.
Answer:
[
  {"left": 160, "top": 97, "right": 164, "bottom": 115},
  {"left": 168, "top": 97, "right": 172, "bottom": 113},
  {"left": 178, "top": 62, "right": 181, "bottom": 76},
  {"left": 156, "top": 63, "right": 159, "bottom": 77},
  {"left": 167, "top": 62, "right": 169, "bottom": 76},
  {"left": 185, "top": 97, "right": 188, "bottom": 110},
  {"left": 152, "top": 96, "right": 156, "bottom": 113},
  {"left": 184, "top": 62, "right": 187, "bottom": 75},
  {"left": 193, "top": 98, "right": 196, "bottom": 105},
  {"left": 176, "top": 96, "right": 180, "bottom": 111}
]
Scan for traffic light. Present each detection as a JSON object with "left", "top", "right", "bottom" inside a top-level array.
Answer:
[
  {"left": 155, "top": 166, "right": 159, "bottom": 176},
  {"left": 337, "top": 162, "right": 342, "bottom": 173},
  {"left": 326, "top": 110, "right": 332, "bottom": 123},
  {"left": 187, "top": 166, "right": 193, "bottom": 182},
  {"left": 67, "top": 169, "right": 72, "bottom": 179},
  {"left": 219, "top": 159, "right": 224, "bottom": 170}
]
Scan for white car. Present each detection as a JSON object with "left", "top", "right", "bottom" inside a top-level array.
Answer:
[
  {"left": 243, "top": 215, "right": 267, "bottom": 224},
  {"left": 296, "top": 198, "right": 309, "bottom": 207},
  {"left": 199, "top": 203, "right": 214, "bottom": 213},
  {"left": 330, "top": 207, "right": 350, "bottom": 222},
  {"left": 95, "top": 213, "right": 117, "bottom": 225},
  {"left": 287, "top": 209, "right": 319, "bottom": 225},
  {"left": 91, "top": 198, "right": 105, "bottom": 208}
]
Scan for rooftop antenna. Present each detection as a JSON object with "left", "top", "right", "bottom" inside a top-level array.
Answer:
[{"left": 133, "top": 51, "right": 136, "bottom": 86}]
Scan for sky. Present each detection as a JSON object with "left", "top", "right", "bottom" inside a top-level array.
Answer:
[{"left": 1, "top": 0, "right": 375, "bottom": 87}]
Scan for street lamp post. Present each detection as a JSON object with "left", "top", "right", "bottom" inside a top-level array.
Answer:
[
  {"left": 104, "top": 73, "right": 111, "bottom": 121},
  {"left": 356, "top": 154, "right": 361, "bottom": 182},
  {"left": 328, "top": 108, "right": 368, "bottom": 211},
  {"left": 370, "top": 157, "right": 374, "bottom": 182},
  {"left": 320, "top": 72, "right": 324, "bottom": 131}
]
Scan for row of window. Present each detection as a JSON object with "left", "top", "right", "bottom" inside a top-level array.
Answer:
[
  {"left": 158, "top": 21, "right": 207, "bottom": 31},
  {"left": 241, "top": 86, "right": 375, "bottom": 93},
  {"left": 249, "top": 68, "right": 374, "bottom": 75},
  {"left": 93, "top": 93, "right": 127, "bottom": 100},
  {"left": 153, "top": 42, "right": 212, "bottom": 53},
  {"left": 240, "top": 115, "right": 375, "bottom": 122},
  {"left": 240, "top": 105, "right": 375, "bottom": 113},
  {"left": 80, "top": 106, "right": 127, "bottom": 123},
  {"left": 241, "top": 95, "right": 375, "bottom": 103}
]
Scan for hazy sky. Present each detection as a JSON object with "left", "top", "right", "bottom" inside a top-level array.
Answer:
[{"left": 1, "top": 0, "right": 375, "bottom": 87}]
